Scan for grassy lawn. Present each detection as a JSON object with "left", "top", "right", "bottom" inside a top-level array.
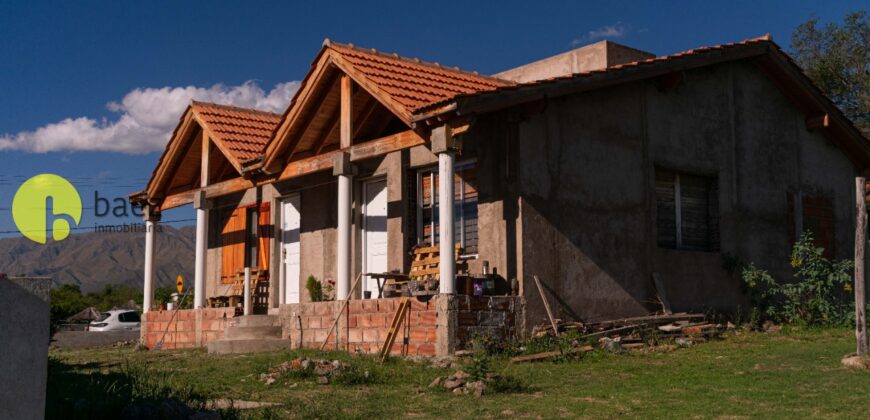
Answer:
[{"left": 48, "top": 327, "right": 870, "bottom": 419}]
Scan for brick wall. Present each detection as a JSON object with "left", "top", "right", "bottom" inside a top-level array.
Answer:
[
  {"left": 141, "top": 308, "right": 235, "bottom": 349},
  {"left": 279, "top": 295, "right": 523, "bottom": 356},
  {"left": 280, "top": 297, "right": 438, "bottom": 356}
]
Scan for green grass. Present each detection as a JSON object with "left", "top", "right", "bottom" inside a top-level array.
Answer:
[{"left": 48, "top": 327, "right": 870, "bottom": 419}]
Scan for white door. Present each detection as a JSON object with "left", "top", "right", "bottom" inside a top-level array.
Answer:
[
  {"left": 362, "top": 178, "right": 388, "bottom": 299},
  {"left": 281, "top": 194, "right": 301, "bottom": 304}
]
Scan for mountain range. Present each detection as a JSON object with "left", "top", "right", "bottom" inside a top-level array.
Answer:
[{"left": 0, "top": 225, "right": 195, "bottom": 292}]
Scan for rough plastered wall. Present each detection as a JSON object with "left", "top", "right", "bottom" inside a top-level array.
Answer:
[
  {"left": 141, "top": 308, "right": 235, "bottom": 349},
  {"left": 0, "top": 277, "right": 50, "bottom": 420},
  {"left": 273, "top": 173, "right": 337, "bottom": 303},
  {"left": 510, "top": 60, "right": 858, "bottom": 327}
]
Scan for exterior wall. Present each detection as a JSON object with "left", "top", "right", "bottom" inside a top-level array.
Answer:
[
  {"left": 0, "top": 277, "right": 50, "bottom": 420},
  {"left": 278, "top": 295, "right": 522, "bottom": 355},
  {"left": 141, "top": 308, "right": 235, "bottom": 349},
  {"left": 504, "top": 61, "right": 858, "bottom": 326}
]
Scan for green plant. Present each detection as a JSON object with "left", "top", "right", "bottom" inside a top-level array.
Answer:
[
  {"left": 741, "top": 231, "right": 854, "bottom": 326},
  {"left": 306, "top": 275, "right": 323, "bottom": 302}
]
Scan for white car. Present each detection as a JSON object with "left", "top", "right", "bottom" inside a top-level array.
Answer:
[{"left": 89, "top": 310, "right": 141, "bottom": 332}]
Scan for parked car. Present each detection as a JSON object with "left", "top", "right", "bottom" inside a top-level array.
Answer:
[{"left": 89, "top": 310, "right": 141, "bottom": 332}]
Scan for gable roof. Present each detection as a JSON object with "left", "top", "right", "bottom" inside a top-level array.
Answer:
[
  {"left": 190, "top": 101, "right": 282, "bottom": 166},
  {"left": 141, "top": 101, "right": 281, "bottom": 203},
  {"left": 259, "top": 40, "right": 511, "bottom": 173},
  {"left": 327, "top": 41, "right": 511, "bottom": 114}
]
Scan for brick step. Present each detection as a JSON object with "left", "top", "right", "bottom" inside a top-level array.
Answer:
[
  {"left": 224, "top": 325, "right": 283, "bottom": 340},
  {"left": 207, "top": 338, "right": 290, "bottom": 355}
]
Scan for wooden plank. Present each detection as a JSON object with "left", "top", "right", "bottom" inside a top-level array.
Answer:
[
  {"left": 856, "top": 177, "right": 868, "bottom": 356},
  {"left": 201, "top": 130, "right": 210, "bottom": 188},
  {"left": 533, "top": 275, "right": 560, "bottom": 337},
  {"left": 509, "top": 346, "right": 593, "bottom": 363},
  {"left": 651, "top": 272, "right": 673, "bottom": 315}
]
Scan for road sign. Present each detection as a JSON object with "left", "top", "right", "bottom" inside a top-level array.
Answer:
[{"left": 176, "top": 275, "right": 184, "bottom": 293}]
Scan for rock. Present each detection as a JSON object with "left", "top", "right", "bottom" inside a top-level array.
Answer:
[
  {"left": 452, "top": 370, "right": 470, "bottom": 380},
  {"left": 726, "top": 322, "right": 736, "bottom": 329},
  {"left": 676, "top": 338, "right": 693, "bottom": 347},
  {"left": 429, "top": 377, "right": 442, "bottom": 388},
  {"left": 317, "top": 376, "right": 329, "bottom": 385},
  {"left": 842, "top": 354, "right": 870, "bottom": 369},
  {"left": 466, "top": 381, "right": 486, "bottom": 397},
  {"left": 454, "top": 350, "right": 473, "bottom": 357},
  {"left": 452, "top": 388, "right": 463, "bottom": 395},
  {"left": 443, "top": 377, "right": 466, "bottom": 389},
  {"left": 762, "top": 320, "right": 782, "bottom": 333},
  {"left": 601, "top": 337, "right": 622, "bottom": 353},
  {"left": 300, "top": 358, "right": 311, "bottom": 370}
]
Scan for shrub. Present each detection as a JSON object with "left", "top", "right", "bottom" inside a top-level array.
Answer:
[
  {"left": 306, "top": 275, "right": 323, "bottom": 302},
  {"left": 742, "top": 231, "right": 854, "bottom": 326}
]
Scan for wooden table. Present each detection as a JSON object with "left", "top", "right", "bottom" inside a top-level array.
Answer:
[{"left": 365, "top": 272, "right": 410, "bottom": 298}]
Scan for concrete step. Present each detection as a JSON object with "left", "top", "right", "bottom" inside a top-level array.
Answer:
[
  {"left": 224, "top": 325, "right": 283, "bottom": 340},
  {"left": 234, "top": 315, "right": 281, "bottom": 328},
  {"left": 207, "top": 338, "right": 291, "bottom": 355}
]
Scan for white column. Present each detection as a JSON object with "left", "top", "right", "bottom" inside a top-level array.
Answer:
[
  {"left": 142, "top": 212, "right": 158, "bottom": 313},
  {"left": 243, "top": 267, "right": 252, "bottom": 315},
  {"left": 438, "top": 151, "right": 456, "bottom": 294},
  {"left": 194, "top": 205, "right": 207, "bottom": 308},
  {"left": 337, "top": 173, "right": 352, "bottom": 300}
]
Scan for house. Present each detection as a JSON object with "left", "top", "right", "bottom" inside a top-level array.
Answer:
[{"left": 130, "top": 35, "right": 870, "bottom": 355}]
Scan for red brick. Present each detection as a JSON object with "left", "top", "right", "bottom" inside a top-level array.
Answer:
[
  {"left": 418, "top": 311, "right": 437, "bottom": 325},
  {"left": 349, "top": 300, "right": 364, "bottom": 312},
  {"left": 370, "top": 314, "right": 387, "bottom": 328},
  {"left": 358, "top": 315, "right": 372, "bottom": 328},
  {"left": 362, "top": 329, "right": 379, "bottom": 343},
  {"left": 417, "top": 343, "right": 436, "bottom": 356},
  {"left": 347, "top": 316, "right": 359, "bottom": 328},
  {"left": 348, "top": 329, "right": 362, "bottom": 343},
  {"left": 308, "top": 317, "right": 322, "bottom": 329}
]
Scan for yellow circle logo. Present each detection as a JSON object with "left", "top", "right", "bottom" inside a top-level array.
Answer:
[{"left": 12, "top": 174, "right": 82, "bottom": 244}]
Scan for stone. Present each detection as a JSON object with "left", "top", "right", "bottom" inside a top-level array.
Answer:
[
  {"left": 452, "top": 388, "right": 463, "bottom": 395},
  {"left": 317, "top": 376, "right": 329, "bottom": 385},
  {"left": 454, "top": 350, "right": 473, "bottom": 357},
  {"left": 429, "top": 377, "right": 442, "bottom": 388},
  {"left": 452, "top": 370, "right": 470, "bottom": 380},
  {"left": 443, "top": 377, "right": 466, "bottom": 389},
  {"left": 842, "top": 355, "right": 870, "bottom": 369},
  {"left": 601, "top": 337, "right": 622, "bottom": 353},
  {"left": 466, "top": 381, "right": 486, "bottom": 397}
]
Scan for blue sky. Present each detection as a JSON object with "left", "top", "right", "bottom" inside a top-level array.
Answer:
[{"left": 0, "top": 0, "right": 863, "bottom": 238}]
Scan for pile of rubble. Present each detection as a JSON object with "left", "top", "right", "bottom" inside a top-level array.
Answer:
[
  {"left": 259, "top": 356, "right": 351, "bottom": 385},
  {"left": 429, "top": 370, "right": 496, "bottom": 397}
]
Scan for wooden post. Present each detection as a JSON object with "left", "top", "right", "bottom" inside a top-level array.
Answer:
[
  {"left": 854, "top": 177, "right": 867, "bottom": 356},
  {"left": 533, "top": 275, "right": 559, "bottom": 337}
]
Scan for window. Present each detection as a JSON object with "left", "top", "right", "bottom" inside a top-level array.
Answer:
[
  {"left": 118, "top": 312, "right": 140, "bottom": 323},
  {"left": 412, "top": 161, "right": 478, "bottom": 255},
  {"left": 656, "top": 168, "right": 719, "bottom": 251}
]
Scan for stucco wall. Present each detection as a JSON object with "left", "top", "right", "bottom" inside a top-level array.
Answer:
[
  {"left": 0, "top": 277, "right": 50, "bottom": 420},
  {"left": 505, "top": 61, "right": 857, "bottom": 326}
]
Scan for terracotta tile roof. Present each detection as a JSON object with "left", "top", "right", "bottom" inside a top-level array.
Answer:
[
  {"left": 191, "top": 101, "right": 282, "bottom": 165},
  {"left": 326, "top": 41, "right": 513, "bottom": 114},
  {"left": 415, "top": 35, "right": 777, "bottom": 114}
]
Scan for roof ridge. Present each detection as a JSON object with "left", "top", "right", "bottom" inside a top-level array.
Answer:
[
  {"left": 190, "top": 100, "right": 282, "bottom": 117},
  {"left": 324, "top": 39, "right": 513, "bottom": 85}
]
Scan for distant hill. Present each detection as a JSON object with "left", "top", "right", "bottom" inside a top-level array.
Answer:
[{"left": 0, "top": 225, "right": 195, "bottom": 292}]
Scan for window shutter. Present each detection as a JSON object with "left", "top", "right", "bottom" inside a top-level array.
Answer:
[{"left": 656, "top": 169, "right": 677, "bottom": 248}]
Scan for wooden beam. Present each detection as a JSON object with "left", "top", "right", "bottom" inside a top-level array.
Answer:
[
  {"left": 855, "top": 177, "right": 867, "bottom": 356},
  {"left": 201, "top": 130, "right": 210, "bottom": 188},
  {"left": 806, "top": 113, "right": 830, "bottom": 131},
  {"left": 159, "top": 129, "right": 427, "bottom": 211},
  {"left": 340, "top": 75, "right": 353, "bottom": 148}
]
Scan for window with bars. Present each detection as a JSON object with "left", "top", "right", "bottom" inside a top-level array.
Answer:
[
  {"left": 411, "top": 161, "right": 479, "bottom": 255},
  {"left": 656, "top": 168, "right": 719, "bottom": 251}
]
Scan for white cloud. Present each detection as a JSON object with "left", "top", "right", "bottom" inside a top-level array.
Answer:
[
  {"left": 572, "top": 22, "right": 630, "bottom": 46},
  {"left": 0, "top": 80, "right": 300, "bottom": 154}
]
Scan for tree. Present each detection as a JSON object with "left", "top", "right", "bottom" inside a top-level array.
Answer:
[
  {"left": 50, "top": 284, "right": 88, "bottom": 321},
  {"left": 791, "top": 11, "right": 870, "bottom": 135}
]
